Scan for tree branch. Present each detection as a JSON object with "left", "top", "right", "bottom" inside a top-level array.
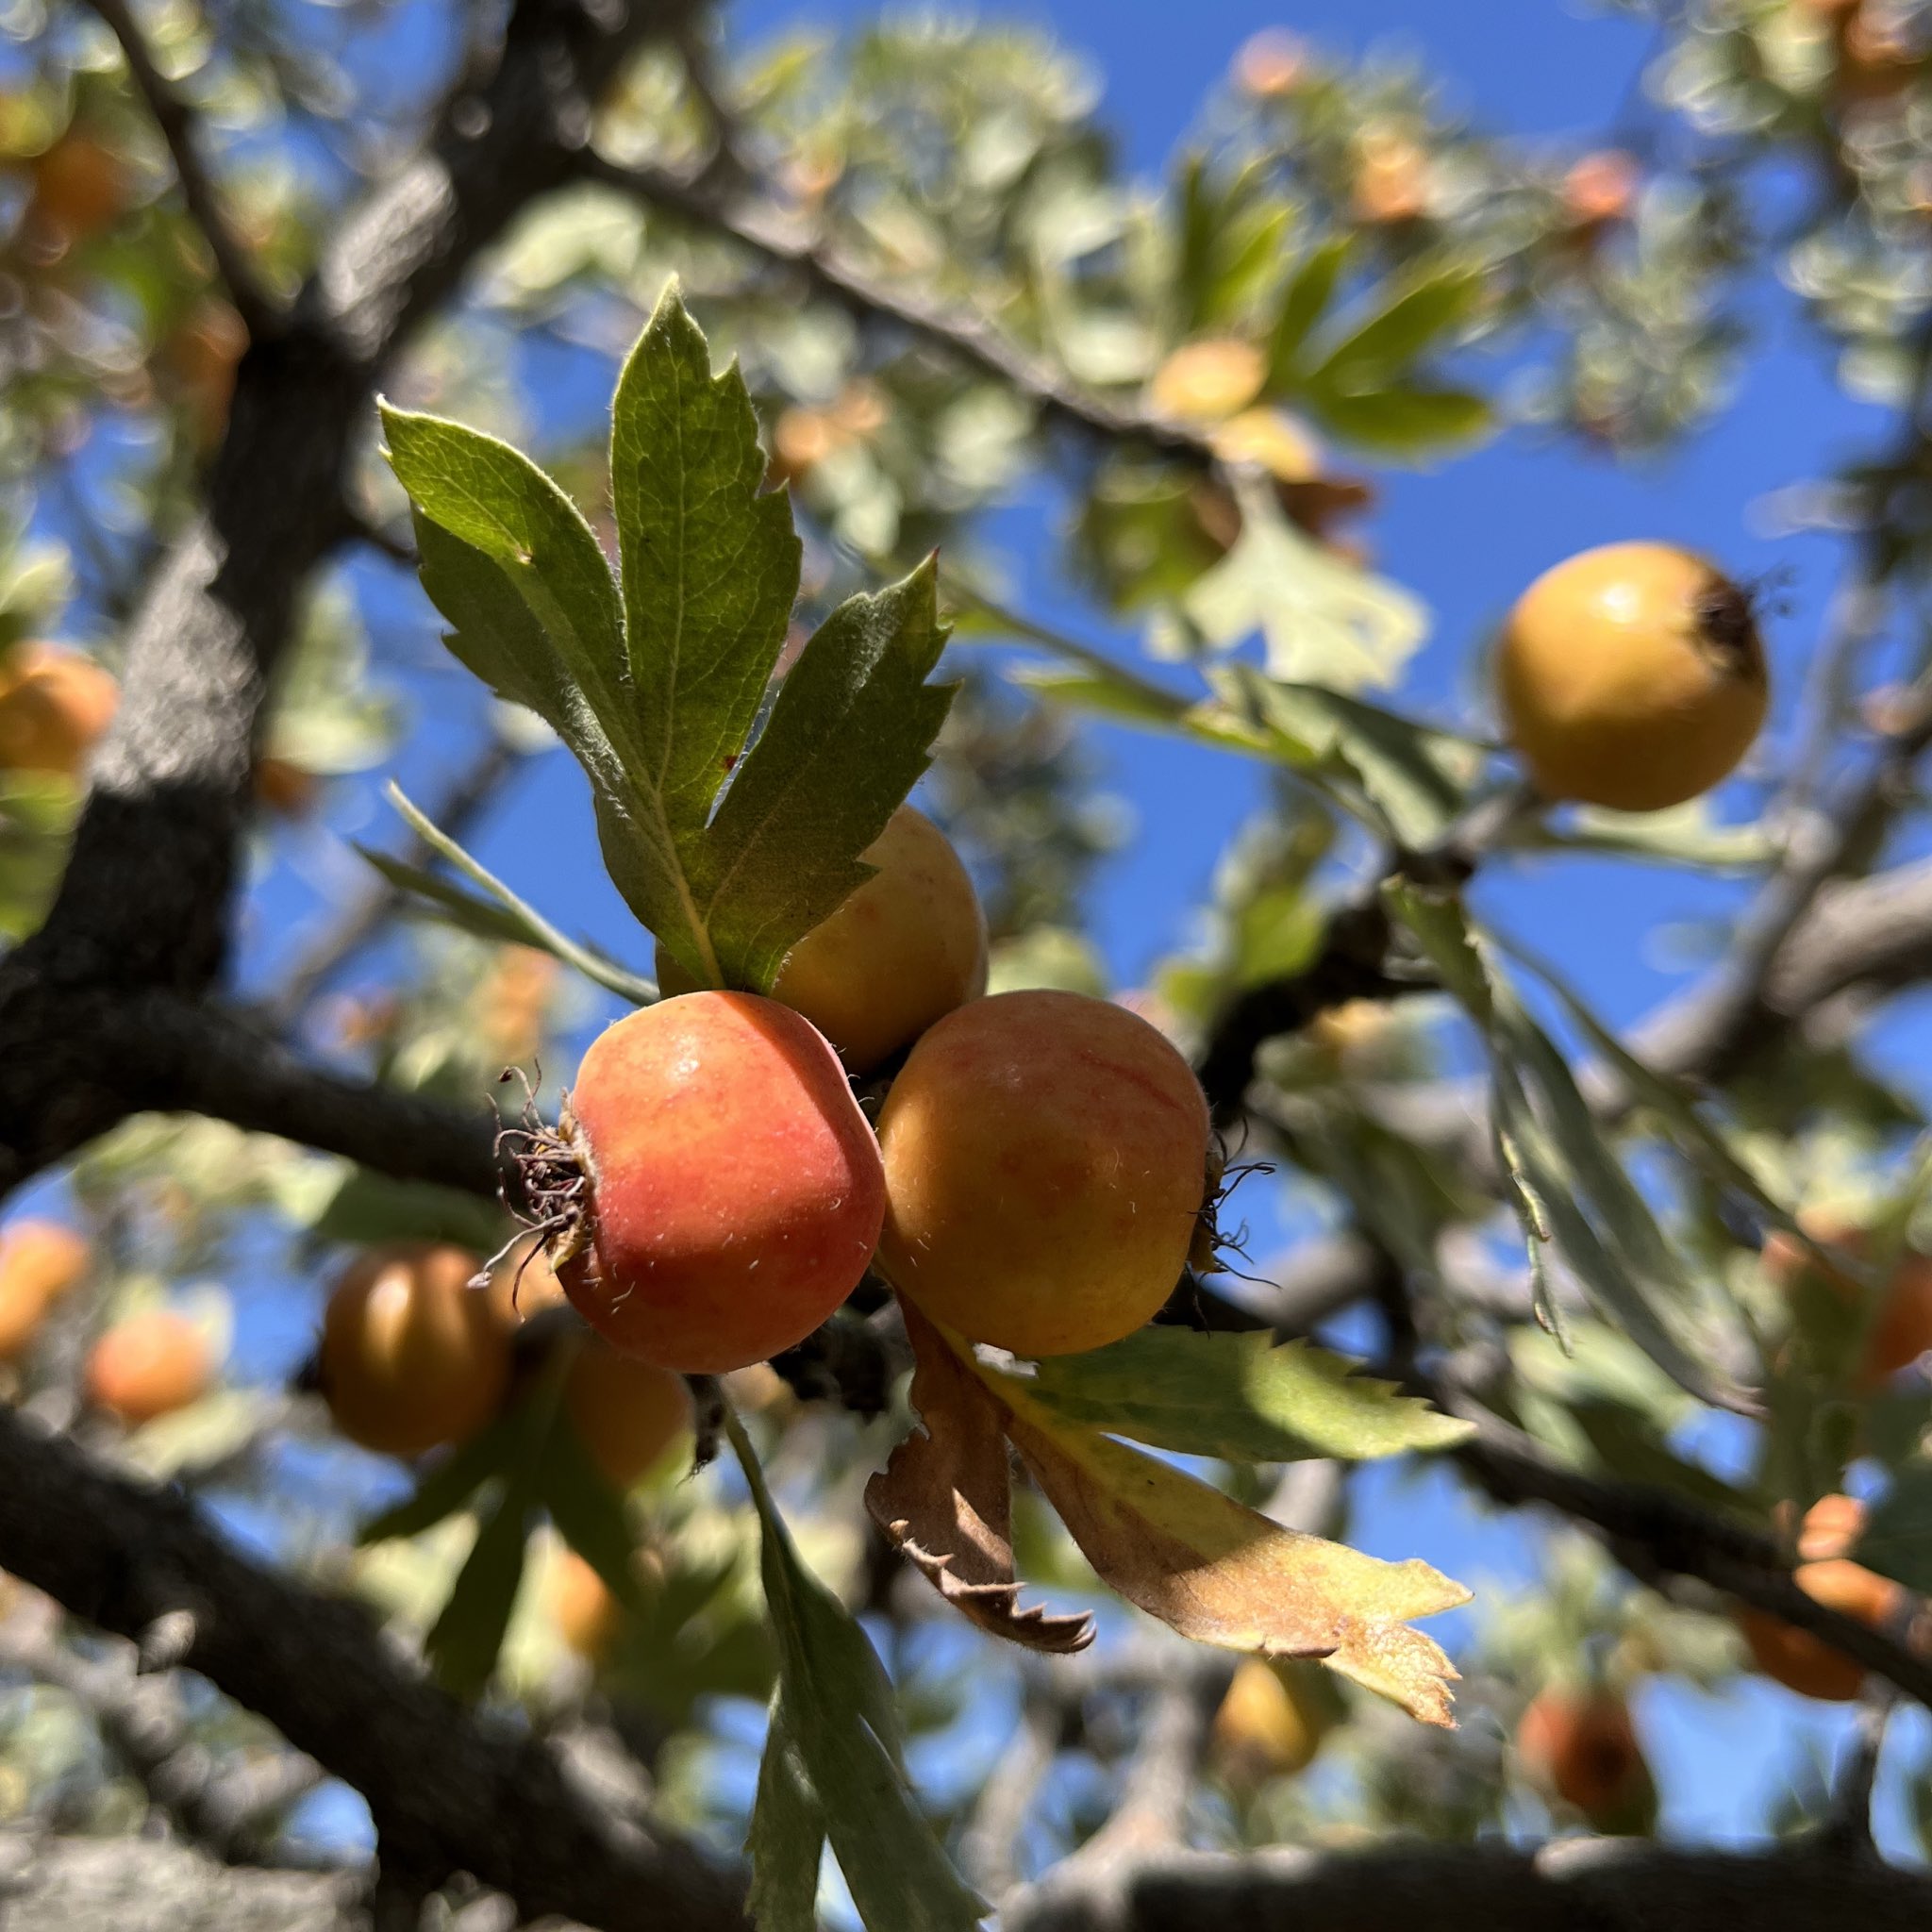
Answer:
[
  {"left": 1004, "top": 1839, "right": 1932, "bottom": 1932},
  {"left": 577, "top": 151, "right": 1208, "bottom": 459},
  {"left": 0, "top": 1406, "right": 749, "bottom": 1931},
  {"left": 0, "top": 0, "right": 697, "bottom": 1202}
]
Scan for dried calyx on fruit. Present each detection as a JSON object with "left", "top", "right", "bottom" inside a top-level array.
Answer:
[{"left": 505, "top": 991, "right": 885, "bottom": 1374}]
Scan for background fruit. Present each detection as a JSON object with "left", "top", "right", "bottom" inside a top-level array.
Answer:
[
  {"left": 1516, "top": 1686, "right": 1655, "bottom": 1832},
  {"left": 1212, "top": 1657, "right": 1332, "bottom": 1784},
  {"left": 550, "top": 1550, "right": 622, "bottom": 1660},
  {"left": 84, "top": 1310, "right": 212, "bottom": 1424},
  {"left": 563, "top": 1335, "right": 692, "bottom": 1491},
  {"left": 558, "top": 992, "right": 886, "bottom": 1373},
  {"left": 874, "top": 989, "right": 1211, "bottom": 1357},
  {"left": 0, "top": 1222, "right": 89, "bottom": 1361},
  {"left": 1764, "top": 1216, "right": 1932, "bottom": 1386},
  {"left": 0, "top": 643, "right": 118, "bottom": 778},
  {"left": 1496, "top": 541, "right": 1767, "bottom": 812},
  {"left": 1736, "top": 1557, "right": 1901, "bottom": 1700},
  {"left": 1147, "top": 339, "right": 1267, "bottom": 424},
  {"left": 25, "top": 131, "right": 128, "bottom": 246},
  {"left": 320, "top": 1243, "right": 509, "bottom": 1457},
  {"left": 658, "top": 805, "right": 986, "bottom": 1072}
]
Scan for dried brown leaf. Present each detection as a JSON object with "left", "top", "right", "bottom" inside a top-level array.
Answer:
[
  {"left": 986, "top": 1368, "right": 1470, "bottom": 1726},
  {"left": 865, "top": 1300, "right": 1094, "bottom": 1655}
]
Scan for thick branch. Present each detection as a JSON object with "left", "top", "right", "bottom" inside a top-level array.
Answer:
[
  {"left": 0, "top": 1407, "right": 748, "bottom": 1932},
  {"left": 0, "top": 0, "right": 693, "bottom": 1199},
  {"left": 1005, "top": 1839, "right": 1932, "bottom": 1932}
]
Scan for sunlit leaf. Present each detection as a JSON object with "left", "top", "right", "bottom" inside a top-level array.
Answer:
[{"left": 1019, "top": 1325, "right": 1473, "bottom": 1462}]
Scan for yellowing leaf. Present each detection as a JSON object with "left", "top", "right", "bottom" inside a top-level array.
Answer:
[
  {"left": 983, "top": 1368, "right": 1469, "bottom": 1725},
  {"left": 866, "top": 1300, "right": 1094, "bottom": 1654}
]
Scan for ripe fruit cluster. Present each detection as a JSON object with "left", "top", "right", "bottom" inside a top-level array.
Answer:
[{"left": 523, "top": 804, "right": 1215, "bottom": 1377}]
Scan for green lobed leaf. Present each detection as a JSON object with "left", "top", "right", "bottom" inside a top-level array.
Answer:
[
  {"left": 694, "top": 556, "right": 956, "bottom": 992},
  {"left": 1183, "top": 479, "right": 1428, "bottom": 693},
  {"left": 1021, "top": 1326, "right": 1473, "bottom": 1462},
  {"left": 726, "top": 1409, "right": 987, "bottom": 1932},
  {"left": 383, "top": 282, "right": 954, "bottom": 995},
  {"left": 308, "top": 1163, "right": 509, "bottom": 1257},
  {"left": 609, "top": 281, "right": 802, "bottom": 848}
]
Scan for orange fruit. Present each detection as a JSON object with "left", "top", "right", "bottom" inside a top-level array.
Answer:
[
  {"left": 84, "top": 1310, "right": 213, "bottom": 1424},
  {"left": 0, "top": 643, "right": 117, "bottom": 778}
]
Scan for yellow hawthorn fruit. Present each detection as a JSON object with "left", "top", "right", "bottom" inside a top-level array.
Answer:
[
  {"left": 1516, "top": 1687, "right": 1653, "bottom": 1832},
  {"left": 1211, "top": 408, "right": 1324, "bottom": 482},
  {"left": 84, "top": 1310, "right": 212, "bottom": 1424},
  {"left": 766, "top": 381, "right": 887, "bottom": 487},
  {"left": 0, "top": 643, "right": 118, "bottom": 778},
  {"left": 1496, "top": 541, "right": 1768, "bottom": 812},
  {"left": 1352, "top": 130, "right": 1431, "bottom": 225},
  {"left": 875, "top": 990, "right": 1212, "bottom": 1358},
  {"left": 26, "top": 131, "right": 128, "bottom": 246},
  {"left": 1736, "top": 1557, "right": 1901, "bottom": 1701},
  {"left": 1763, "top": 1214, "right": 1932, "bottom": 1387},
  {"left": 550, "top": 1549, "right": 622, "bottom": 1660},
  {"left": 562, "top": 1334, "right": 692, "bottom": 1491},
  {"left": 550, "top": 993, "right": 885, "bottom": 1373},
  {"left": 320, "top": 1243, "right": 510, "bottom": 1457},
  {"left": 1233, "top": 28, "right": 1308, "bottom": 98},
  {"left": 1212, "top": 1657, "right": 1329, "bottom": 1783},
  {"left": 1148, "top": 339, "right": 1268, "bottom": 425},
  {"left": 656, "top": 805, "right": 987, "bottom": 1073}
]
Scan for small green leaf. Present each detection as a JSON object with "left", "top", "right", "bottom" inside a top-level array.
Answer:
[
  {"left": 357, "top": 1413, "right": 523, "bottom": 1545},
  {"left": 1302, "top": 383, "right": 1491, "bottom": 459},
  {"left": 425, "top": 1478, "right": 535, "bottom": 1699},
  {"left": 1307, "top": 262, "right": 1485, "bottom": 391},
  {"left": 1268, "top": 234, "right": 1353, "bottom": 388},
  {"left": 1022, "top": 1327, "right": 1473, "bottom": 1462},
  {"left": 366, "top": 786, "right": 658, "bottom": 1006},
  {"left": 748, "top": 1697, "right": 828, "bottom": 1932},
  {"left": 1389, "top": 882, "right": 1755, "bottom": 1415},
  {"left": 726, "top": 1409, "right": 987, "bottom": 1932},
  {"left": 1208, "top": 666, "right": 1484, "bottom": 848}
]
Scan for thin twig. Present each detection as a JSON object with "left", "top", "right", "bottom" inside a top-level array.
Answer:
[{"left": 83, "top": 0, "right": 281, "bottom": 336}]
